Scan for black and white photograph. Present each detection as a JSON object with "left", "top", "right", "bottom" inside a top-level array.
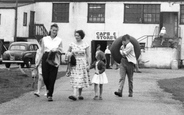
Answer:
[{"left": 0, "top": 0, "right": 184, "bottom": 115}]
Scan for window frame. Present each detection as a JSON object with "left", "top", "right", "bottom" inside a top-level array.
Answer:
[
  {"left": 180, "top": 5, "right": 184, "bottom": 24},
  {"left": 23, "top": 12, "right": 27, "bottom": 26},
  {"left": 52, "top": 3, "right": 70, "bottom": 23},
  {"left": 124, "top": 4, "right": 160, "bottom": 24},
  {"left": 87, "top": 3, "right": 105, "bottom": 23}
]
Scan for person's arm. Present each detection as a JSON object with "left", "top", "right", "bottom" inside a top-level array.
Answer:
[
  {"left": 121, "top": 44, "right": 133, "bottom": 56},
  {"left": 35, "top": 39, "right": 44, "bottom": 67},
  {"left": 89, "top": 61, "right": 96, "bottom": 69},
  {"left": 56, "top": 41, "right": 63, "bottom": 55},
  {"left": 98, "top": 61, "right": 106, "bottom": 74},
  {"left": 85, "top": 46, "right": 90, "bottom": 66}
]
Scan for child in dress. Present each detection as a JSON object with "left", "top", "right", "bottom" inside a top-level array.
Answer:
[
  {"left": 90, "top": 51, "right": 108, "bottom": 100},
  {"left": 34, "top": 44, "right": 47, "bottom": 97}
]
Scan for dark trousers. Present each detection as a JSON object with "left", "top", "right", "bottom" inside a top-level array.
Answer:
[
  {"left": 42, "top": 52, "right": 58, "bottom": 97},
  {"left": 105, "top": 54, "right": 111, "bottom": 68},
  {"left": 118, "top": 58, "right": 134, "bottom": 95}
]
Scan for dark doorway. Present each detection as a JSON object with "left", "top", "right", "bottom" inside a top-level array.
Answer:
[
  {"left": 29, "top": 11, "right": 35, "bottom": 38},
  {"left": 91, "top": 40, "right": 113, "bottom": 63},
  {"left": 160, "top": 12, "right": 178, "bottom": 38}
]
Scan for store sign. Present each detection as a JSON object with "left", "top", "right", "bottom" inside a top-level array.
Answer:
[{"left": 96, "top": 31, "right": 117, "bottom": 40}]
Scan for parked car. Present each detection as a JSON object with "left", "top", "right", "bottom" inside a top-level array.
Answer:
[{"left": 2, "top": 42, "right": 39, "bottom": 68}]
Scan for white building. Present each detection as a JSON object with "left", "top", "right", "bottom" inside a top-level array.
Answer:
[{"left": 0, "top": 0, "right": 184, "bottom": 68}]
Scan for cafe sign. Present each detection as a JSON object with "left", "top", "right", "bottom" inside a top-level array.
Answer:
[{"left": 96, "top": 31, "right": 118, "bottom": 40}]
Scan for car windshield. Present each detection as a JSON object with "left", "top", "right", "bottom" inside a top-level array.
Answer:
[{"left": 10, "top": 45, "right": 26, "bottom": 51}]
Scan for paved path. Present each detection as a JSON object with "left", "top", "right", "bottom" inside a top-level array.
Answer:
[{"left": 0, "top": 65, "right": 184, "bottom": 115}]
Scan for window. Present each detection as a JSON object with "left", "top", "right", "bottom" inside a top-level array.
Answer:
[
  {"left": 180, "top": 5, "right": 184, "bottom": 24},
  {"left": 124, "top": 4, "right": 160, "bottom": 24},
  {"left": 52, "top": 3, "right": 69, "bottom": 22},
  {"left": 33, "top": 44, "right": 38, "bottom": 51},
  {"left": 23, "top": 12, "right": 27, "bottom": 26},
  {"left": 88, "top": 4, "right": 105, "bottom": 23},
  {"left": 10, "top": 45, "right": 26, "bottom": 51}
]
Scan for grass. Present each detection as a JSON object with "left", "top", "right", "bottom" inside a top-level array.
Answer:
[
  {"left": 158, "top": 77, "right": 184, "bottom": 104},
  {"left": 0, "top": 67, "right": 65, "bottom": 104}
]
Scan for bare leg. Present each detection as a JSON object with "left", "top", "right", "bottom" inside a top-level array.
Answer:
[
  {"left": 99, "top": 84, "right": 103, "bottom": 99},
  {"left": 37, "top": 74, "right": 43, "bottom": 94},
  {"left": 73, "top": 87, "right": 77, "bottom": 97},
  {"left": 34, "top": 74, "right": 43, "bottom": 97},
  {"left": 78, "top": 88, "right": 82, "bottom": 97},
  {"left": 93, "top": 84, "right": 98, "bottom": 100},
  {"left": 94, "top": 84, "right": 98, "bottom": 96}
]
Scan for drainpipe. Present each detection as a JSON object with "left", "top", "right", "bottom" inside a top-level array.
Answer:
[{"left": 14, "top": 0, "right": 18, "bottom": 42}]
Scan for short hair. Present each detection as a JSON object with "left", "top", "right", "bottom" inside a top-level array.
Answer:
[
  {"left": 122, "top": 34, "right": 130, "bottom": 41},
  {"left": 75, "top": 30, "right": 85, "bottom": 39},
  {"left": 51, "top": 23, "right": 59, "bottom": 29},
  {"left": 48, "top": 24, "right": 59, "bottom": 36}
]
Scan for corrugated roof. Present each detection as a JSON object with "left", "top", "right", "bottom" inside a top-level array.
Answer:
[
  {"left": 0, "top": 0, "right": 183, "bottom": 2},
  {"left": 35, "top": 0, "right": 184, "bottom": 2},
  {"left": 0, "top": 0, "right": 34, "bottom": 3},
  {"left": 0, "top": 3, "right": 33, "bottom": 8}
]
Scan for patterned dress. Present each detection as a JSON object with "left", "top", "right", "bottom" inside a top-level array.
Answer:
[{"left": 70, "top": 42, "right": 90, "bottom": 88}]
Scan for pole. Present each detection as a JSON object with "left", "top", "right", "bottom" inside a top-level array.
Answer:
[{"left": 14, "top": 0, "right": 18, "bottom": 42}]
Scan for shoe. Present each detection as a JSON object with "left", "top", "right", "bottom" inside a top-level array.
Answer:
[
  {"left": 99, "top": 97, "right": 103, "bottom": 100},
  {"left": 69, "top": 96, "right": 77, "bottom": 101},
  {"left": 114, "top": 92, "right": 122, "bottom": 97},
  {"left": 93, "top": 96, "right": 98, "bottom": 100},
  {"left": 48, "top": 96, "right": 53, "bottom": 101},
  {"left": 128, "top": 94, "right": 133, "bottom": 97},
  {"left": 78, "top": 96, "right": 84, "bottom": 100},
  {"left": 34, "top": 92, "right": 40, "bottom": 97}
]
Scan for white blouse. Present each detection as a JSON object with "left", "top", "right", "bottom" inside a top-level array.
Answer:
[{"left": 42, "top": 36, "right": 62, "bottom": 52}]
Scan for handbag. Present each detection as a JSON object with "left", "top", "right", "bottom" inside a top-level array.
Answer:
[
  {"left": 70, "top": 55, "right": 76, "bottom": 66},
  {"left": 31, "top": 67, "right": 38, "bottom": 78}
]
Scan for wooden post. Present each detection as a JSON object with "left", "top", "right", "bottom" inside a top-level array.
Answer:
[{"left": 14, "top": 0, "right": 18, "bottom": 41}]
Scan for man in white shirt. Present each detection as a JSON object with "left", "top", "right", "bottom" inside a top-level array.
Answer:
[
  {"left": 114, "top": 34, "right": 136, "bottom": 97},
  {"left": 105, "top": 45, "right": 112, "bottom": 69}
]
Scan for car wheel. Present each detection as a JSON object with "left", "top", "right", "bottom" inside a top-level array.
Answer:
[
  {"left": 5, "top": 63, "right": 11, "bottom": 68},
  {"left": 21, "top": 63, "right": 25, "bottom": 68},
  {"left": 26, "top": 59, "right": 31, "bottom": 68}
]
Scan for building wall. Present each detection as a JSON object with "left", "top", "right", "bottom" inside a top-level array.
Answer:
[
  {"left": 17, "top": 3, "right": 35, "bottom": 38},
  {"left": 33, "top": 2, "right": 184, "bottom": 66},
  {"left": 1, "top": 1, "right": 183, "bottom": 67},
  {"left": 0, "top": 9, "right": 15, "bottom": 41},
  {"left": 35, "top": 2, "right": 160, "bottom": 53}
]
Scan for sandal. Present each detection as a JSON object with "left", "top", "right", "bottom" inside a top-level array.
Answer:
[
  {"left": 34, "top": 92, "right": 40, "bottom": 97},
  {"left": 93, "top": 96, "right": 98, "bottom": 100},
  {"left": 68, "top": 96, "right": 77, "bottom": 101},
  {"left": 99, "top": 97, "right": 103, "bottom": 100}
]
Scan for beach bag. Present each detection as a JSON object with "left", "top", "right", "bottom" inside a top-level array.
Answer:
[{"left": 46, "top": 51, "right": 60, "bottom": 67}]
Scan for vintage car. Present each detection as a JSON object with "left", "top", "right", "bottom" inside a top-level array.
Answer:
[{"left": 2, "top": 42, "right": 39, "bottom": 68}]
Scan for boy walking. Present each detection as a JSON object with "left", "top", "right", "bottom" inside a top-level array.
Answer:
[{"left": 114, "top": 34, "right": 136, "bottom": 97}]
